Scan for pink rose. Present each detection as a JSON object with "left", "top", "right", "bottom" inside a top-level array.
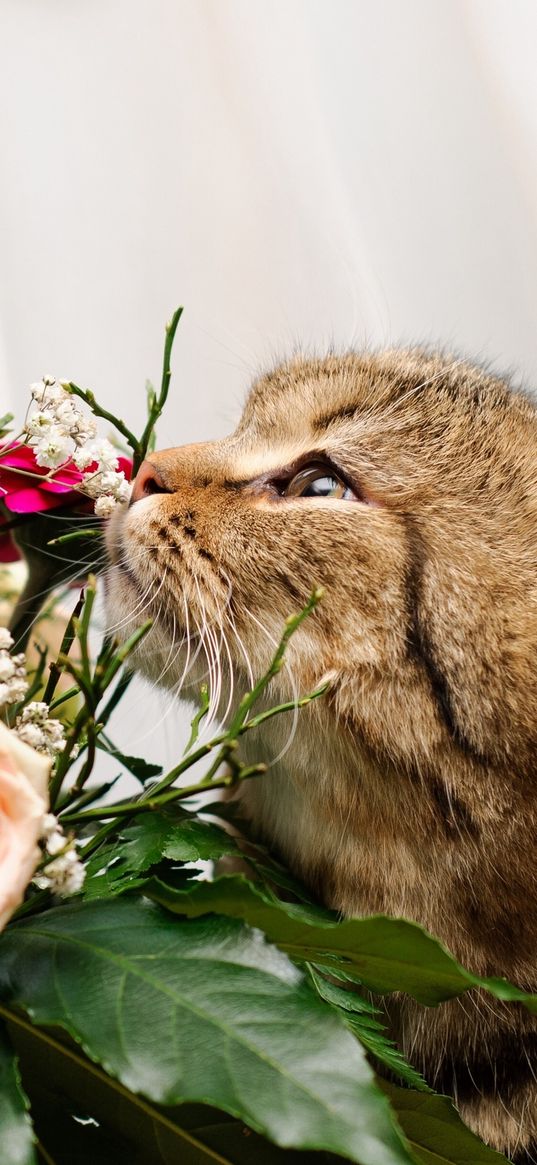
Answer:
[
  {"left": 0, "top": 720, "right": 49, "bottom": 930},
  {"left": 0, "top": 443, "right": 132, "bottom": 562}
]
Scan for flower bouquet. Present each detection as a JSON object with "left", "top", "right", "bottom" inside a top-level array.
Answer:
[{"left": 0, "top": 311, "right": 528, "bottom": 1165}]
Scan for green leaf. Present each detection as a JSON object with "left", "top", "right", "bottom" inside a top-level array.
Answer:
[
  {"left": 379, "top": 1082, "right": 508, "bottom": 1164},
  {"left": 308, "top": 966, "right": 430, "bottom": 1092},
  {"left": 83, "top": 810, "right": 237, "bottom": 898},
  {"left": 96, "top": 739, "right": 162, "bottom": 784},
  {"left": 145, "top": 874, "right": 537, "bottom": 1012},
  {"left": 0, "top": 898, "right": 414, "bottom": 1165},
  {"left": 0, "top": 1022, "right": 37, "bottom": 1165},
  {"left": 7, "top": 1009, "right": 325, "bottom": 1165}
]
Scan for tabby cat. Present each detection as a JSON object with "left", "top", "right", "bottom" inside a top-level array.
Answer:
[{"left": 105, "top": 348, "right": 537, "bottom": 1161}]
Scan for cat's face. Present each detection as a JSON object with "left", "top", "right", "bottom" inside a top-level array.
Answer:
[{"left": 104, "top": 348, "right": 537, "bottom": 775}]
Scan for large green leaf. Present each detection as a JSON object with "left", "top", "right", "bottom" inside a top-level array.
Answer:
[
  {"left": 379, "top": 1082, "right": 508, "bottom": 1165},
  {"left": 145, "top": 874, "right": 537, "bottom": 1011},
  {"left": 8, "top": 1010, "right": 325, "bottom": 1165},
  {"left": 0, "top": 1022, "right": 37, "bottom": 1165},
  {"left": 0, "top": 898, "right": 414, "bottom": 1165},
  {"left": 83, "top": 810, "right": 237, "bottom": 898}
]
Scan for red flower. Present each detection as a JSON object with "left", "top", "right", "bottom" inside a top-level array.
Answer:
[{"left": 0, "top": 443, "right": 132, "bottom": 563}]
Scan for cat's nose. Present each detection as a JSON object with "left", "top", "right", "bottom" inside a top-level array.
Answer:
[{"left": 130, "top": 459, "right": 171, "bottom": 503}]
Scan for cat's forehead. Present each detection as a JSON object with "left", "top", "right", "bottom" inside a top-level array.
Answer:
[
  {"left": 224, "top": 348, "right": 537, "bottom": 491},
  {"left": 238, "top": 347, "right": 535, "bottom": 438},
  {"left": 236, "top": 348, "right": 532, "bottom": 447}
]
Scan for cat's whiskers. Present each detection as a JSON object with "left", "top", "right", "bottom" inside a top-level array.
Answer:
[
  {"left": 219, "top": 568, "right": 255, "bottom": 695},
  {"left": 104, "top": 566, "right": 168, "bottom": 636},
  {"left": 193, "top": 576, "right": 220, "bottom": 732}
]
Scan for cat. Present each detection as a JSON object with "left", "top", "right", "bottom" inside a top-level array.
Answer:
[{"left": 105, "top": 347, "right": 537, "bottom": 1161}]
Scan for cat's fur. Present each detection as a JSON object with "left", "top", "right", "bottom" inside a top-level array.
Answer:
[{"left": 105, "top": 348, "right": 537, "bottom": 1160}]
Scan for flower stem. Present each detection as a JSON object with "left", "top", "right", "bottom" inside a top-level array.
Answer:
[
  {"left": 133, "top": 307, "right": 183, "bottom": 474},
  {"left": 65, "top": 383, "right": 141, "bottom": 459}
]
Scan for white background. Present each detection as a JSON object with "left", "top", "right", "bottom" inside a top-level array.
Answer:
[{"left": 2, "top": 0, "right": 537, "bottom": 769}]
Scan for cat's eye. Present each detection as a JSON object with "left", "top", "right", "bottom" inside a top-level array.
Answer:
[{"left": 283, "top": 465, "right": 356, "bottom": 500}]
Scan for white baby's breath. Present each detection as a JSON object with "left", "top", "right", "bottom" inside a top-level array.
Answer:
[
  {"left": 34, "top": 429, "right": 74, "bottom": 469},
  {"left": 14, "top": 702, "right": 65, "bottom": 759},
  {"left": 86, "top": 438, "right": 118, "bottom": 470},
  {"left": 94, "top": 495, "right": 118, "bottom": 518},
  {"left": 24, "top": 376, "right": 129, "bottom": 519},
  {"left": 34, "top": 813, "right": 85, "bottom": 897},
  {"left": 0, "top": 632, "right": 28, "bottom": 708},
  {"left": 0, "top": 629, "right": 13, "bottom": 652}
]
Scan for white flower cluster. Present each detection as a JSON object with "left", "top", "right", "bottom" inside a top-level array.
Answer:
[
  {"left": 0, "top": 630, "right": 65, "bottom": 756},
  {"left": 34, "top": 813, "right": 85, "bottom": 897},
  {"left": 25, "top": 377, "right": 130, "bottom": 514},
  {"left": 14, "top": 701, "right": 65, "bottom": 759},
  {"left": 0, "top": 627, "right": 28, "bottom": 706}
]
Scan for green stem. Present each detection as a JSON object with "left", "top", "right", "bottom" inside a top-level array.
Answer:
[
  {"left": 60, "top": 679, "right": 327, "bottom": 825},
  {"left": 134, "top": 307, "right": 183, "bottom": 473},
  {"left": 49, "top": 704, "right": 89, "bottom": 806},
  {"left": 61, "top": 760, "right": 269, "bottom": 823},
  {"left": 42, "top": 590, "right": 85, "bottom": 705},
  {"left": 184, "top": 683, "right": 209, "bottom": 754},
  {"left": 47, "top": 528, "right": 101, "bottom": 546},
  {"left": 66, "top": 383, "right": 141, "bottom": 459}
]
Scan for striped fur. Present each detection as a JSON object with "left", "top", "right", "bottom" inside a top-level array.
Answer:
[{"left": 105, "top": 348, "right": 537, "bottom": 1157}]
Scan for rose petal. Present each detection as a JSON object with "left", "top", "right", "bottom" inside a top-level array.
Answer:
[
  {"left": 118, "top": 457, "right": 133, "bottom": 479},
  {"left": 0, "top": 722, "right": 49, "bottom": 931},
  {"left": 4, "top": 488, "right": 65, "bottom": 514},
  {"left": 0, "top": 445, "right": 45, "bottom": 470}
]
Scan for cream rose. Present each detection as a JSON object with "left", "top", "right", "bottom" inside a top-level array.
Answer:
[{"left": 0, "top": 720, "right": 49, "bottom": 930}]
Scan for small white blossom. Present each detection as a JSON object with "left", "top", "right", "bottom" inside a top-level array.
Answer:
[
  {"left": 41, "top": 813, "right": 60, "bottom": 840},
  {"left": 75, "top": 416, "right": 97, "bottom": 442},
  {"left": 7, "top": 678, "right": 30, "bottom": 703},
  {"left": 43, "top": 719, "right": 65, "bottom": 754},
  {"left": 46, "top": 829, "right": 68, "bottom": 856},
  {"left": 34, "top": 819, "right": 85, "bottom": 897},
  {"left": 14, "top": 702, "right": 65, "bottom": 759},
  {"left": 0, "top": 641, "right": 28, "bottom": 708},
  {"left": 0, "top": 655, "right": 16, "bottom": 682},
  {"left": 15, "top": 723, "right": 45, "bottom": 750},
  {"left": 30, "top": 380, "right": 67, "bottom": 405},
  {"left": 26, "top": 410, "right": 55, "bottom": 437},
  {"left": 90, "top": 438, "right": 119, "bottom": 471},
  {"left": 41, "top": 813, "right": 71, "bottom": 857},
  {"left": 94, "top": 495, "right": 118, "bottom": 518},
  {"left": 53, "top": 399, "right": 80, "bottom": 429},
  {"left": 19, "top": 701, "right": 49, "bottom": 724},
  {"left": 72, "top": 445, "right": 96, "bottom": 470},
  {"left": 25, "top": 374, "right": 130, "bottom": 517},
  {"left": 114, "top": 476, "right": 130, "bottom": 504},
  {"left": 34, "top": 429, "right": 74, "bottom": 469},
  {"left": 0, "top": 629, "right": 13, "bottom": 651}
]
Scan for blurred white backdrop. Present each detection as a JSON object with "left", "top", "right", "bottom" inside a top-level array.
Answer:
[{"left": 2, "top": 0, "right": 537, "bottom": 770}]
